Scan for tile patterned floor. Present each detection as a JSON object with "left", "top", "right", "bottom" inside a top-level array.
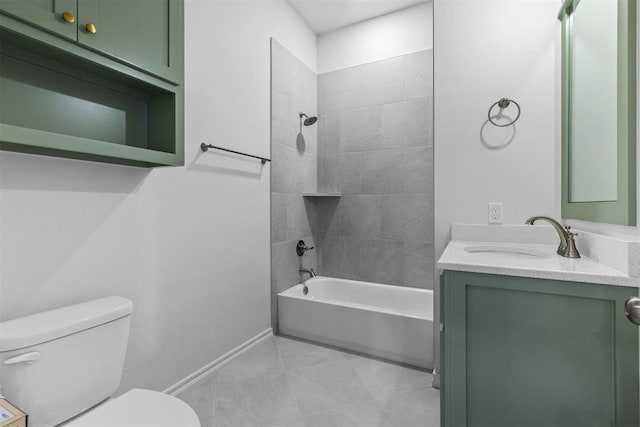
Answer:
[{"left": 177, "top": 335, "right": 440, "bottom": 427}]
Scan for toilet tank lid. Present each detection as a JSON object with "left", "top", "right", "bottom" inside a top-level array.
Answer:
[{"left": 0, "top": 297, "right": 133, "bottom": 352}]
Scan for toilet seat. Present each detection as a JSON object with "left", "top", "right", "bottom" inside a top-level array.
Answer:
[{"left": 65, "top": 389, "right": 200, "bottom": 427}]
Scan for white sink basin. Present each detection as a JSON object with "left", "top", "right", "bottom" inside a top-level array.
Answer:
[{"left": 463, "top": 245, "right": 552, "bottom": 259}]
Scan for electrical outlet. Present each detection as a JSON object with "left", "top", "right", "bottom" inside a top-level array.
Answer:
[{"left": 488, "top": 203, "right": 503, "bottom": 224}]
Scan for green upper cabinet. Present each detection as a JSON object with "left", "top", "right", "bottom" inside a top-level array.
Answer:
[
  {"left": 77, "top": 0, "right": 182, "bottom": 83},
  {"left": 0, "top": 0, "right": 182, "bottom": 83},
  {"left": 0, "top": 0, "right": 184, "bottom": 167},
  {"left": 0, "top": 0, "right": 78, "bottom": 41}
]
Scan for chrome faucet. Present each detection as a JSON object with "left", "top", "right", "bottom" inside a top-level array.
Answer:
[
  {"left": 299, "top": 267, "right": 317, "bottom": 278},
  {"left": 525, "top": 216, "right": 580, "bottom": 258}
]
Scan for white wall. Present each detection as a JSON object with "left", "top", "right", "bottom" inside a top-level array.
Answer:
[
  {"left": 317, "top": 2, "right": 432, "bottom": 73},
  {"left": 434, "top": 0, "right": 559, "bottom": 260},
  {"left": 433, "top": 0, "right": 560, "bottom": 382},
  {"left": 0, "top": 0, "right": 316, "bottom": 395}
]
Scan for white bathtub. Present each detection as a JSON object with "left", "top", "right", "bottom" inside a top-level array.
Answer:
[{"left": 278, "top": 276, "right": 433, "bottom": 369}]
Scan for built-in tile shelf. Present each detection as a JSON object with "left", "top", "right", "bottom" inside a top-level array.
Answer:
[{"left": 302, "top": 192, "right": 342, "bottom": 197}]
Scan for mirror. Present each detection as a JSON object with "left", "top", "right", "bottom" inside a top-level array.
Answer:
[
  {"left": 569, "top": 0, "right": 618, "bottom": 203},
  {"left": 560, "top": 0, "right": 636, "bottom": 225}
]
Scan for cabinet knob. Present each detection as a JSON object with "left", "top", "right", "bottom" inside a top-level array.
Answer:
[
  {"left": 85, "top": 22, "right": 97, "bottom": 34},
  {"left": 61, "top": 11, "right": 75, "bottom": 23},
  {"left": 625, "top": 296, "right": 640, "bottom": 326}
]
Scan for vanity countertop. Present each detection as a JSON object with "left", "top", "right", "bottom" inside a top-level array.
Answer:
[
  {"left": 439, "top": 223, "right": 640, "bottom": 287},
  {"left": 438, "top": 240, "right": 640, "bottom": 288}
]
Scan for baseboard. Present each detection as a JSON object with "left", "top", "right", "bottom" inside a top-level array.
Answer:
[{"left": 164, "top": 328, "right": 273, "bottom": 395}]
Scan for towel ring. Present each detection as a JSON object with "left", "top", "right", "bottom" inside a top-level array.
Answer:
[{"left": 488, "top": 98, "right": 521, "bottom": 127}]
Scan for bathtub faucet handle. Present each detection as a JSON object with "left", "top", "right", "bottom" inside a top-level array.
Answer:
[{"left": 296, "top": 240, "right": 315, "bottom": 256}]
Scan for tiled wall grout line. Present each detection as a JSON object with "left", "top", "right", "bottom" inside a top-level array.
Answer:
[{"left": 316, "top": 95, "right": 432, "bottom": 113}]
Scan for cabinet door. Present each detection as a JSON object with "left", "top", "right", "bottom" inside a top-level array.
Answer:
[
  {"left": 76, "top": 0, "right": 182, "bottom": 83},
  {"left": 0, "top": 0, "right": 77, "bottom": 40},
  {"left": 442, "top": 271, "right": 639, "bottom": 427}
]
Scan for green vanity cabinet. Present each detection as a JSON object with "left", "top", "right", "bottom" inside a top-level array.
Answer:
[
  {"left": 441, "top": 271, "right": 639, "bottom": 427},
  {"left": 0, "top": 0, "right": 184, "bottom": 167},
  {"left": 0, "top": 0, "right": 77, "bottom": 41}
]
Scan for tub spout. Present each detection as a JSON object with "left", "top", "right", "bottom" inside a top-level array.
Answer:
[{"left": 300, "top": 267, "right": 317, "bottom": 278}]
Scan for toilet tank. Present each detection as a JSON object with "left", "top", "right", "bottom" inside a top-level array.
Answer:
[{"left": 0, "top": 297, "right": 133, "bottom": 427}]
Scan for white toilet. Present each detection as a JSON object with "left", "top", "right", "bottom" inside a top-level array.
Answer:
[{"left": 0, "top": 297, "right": 200, "bottom": 427}]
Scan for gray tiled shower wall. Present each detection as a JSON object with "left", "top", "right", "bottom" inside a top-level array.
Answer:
[
  {"left": 271, "top": 41, "right": 434, "bottom": 329},
  {"left": 270, "top": 40, "right": 318, "bottom": 330},
  {"left": 315, "top": 50, "right": 434, "bottom": 289}
]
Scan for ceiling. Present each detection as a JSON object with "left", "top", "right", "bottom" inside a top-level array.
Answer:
[{"left": 287, "top": 0, "right": 428, "bottom": 35}]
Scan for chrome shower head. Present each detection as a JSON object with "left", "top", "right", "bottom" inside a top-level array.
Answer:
[{"left": 299, "top": 112, "right": 318, "bottom": 126}]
